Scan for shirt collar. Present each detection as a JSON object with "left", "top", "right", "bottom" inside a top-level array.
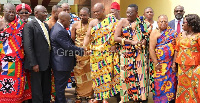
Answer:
[
  {"left": 57, "top": 21, "right": 64, "bottom": 28},
  {"left": 175, "top": 18, "right": 183, "bottom": 22},
  {"left": 35, "top": 17, "right": 43, "bottom": 24}
]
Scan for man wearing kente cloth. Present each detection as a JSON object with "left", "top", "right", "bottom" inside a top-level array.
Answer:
[
  {"left": 149, "top": 15, "right": 177, "bottom": 103},
  {"left": 114, "top": 4, "right": 151, "bottom": 103},
  {"left": 0, "top": 3, "right": 31, "bottom": 102},
  {"left": 83, "top": 3, "right": 120, "bottom": 103}
]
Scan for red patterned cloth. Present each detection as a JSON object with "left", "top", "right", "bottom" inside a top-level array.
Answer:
[{"left": 0, "top": 16, "right": 32, "bottom": 103}]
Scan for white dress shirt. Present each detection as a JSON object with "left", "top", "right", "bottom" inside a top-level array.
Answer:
[{"left": 175, "top": 18, "right": 183, "bottom": 32}]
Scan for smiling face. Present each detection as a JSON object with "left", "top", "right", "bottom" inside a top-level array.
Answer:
[
  {"left": 18, "top": 9, "right": 30, "bottom": 22},
  {"left": 93, "top": 4, "right": 104, "bottom": 19},
  {"left": 126, "top": 7, "right": 138, "bottom": 22},
  {"left": 35, "top": 6, "right": 48, "bottom": 22}
]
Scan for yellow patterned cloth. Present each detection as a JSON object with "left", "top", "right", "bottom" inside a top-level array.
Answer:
[
  {"left": 74, "top": 18, "right": 93, "bottom": 97},
  {"left": 90, "top": 14, "right": 120, "bottom": 100}
]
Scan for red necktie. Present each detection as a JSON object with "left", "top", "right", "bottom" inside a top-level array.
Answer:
[{"left": 177, "top": 20, "right": 180, "bottom": 34}]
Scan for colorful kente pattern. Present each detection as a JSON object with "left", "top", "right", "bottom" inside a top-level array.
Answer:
[
  {"left": 0, "top": 16, "right": 31, "bottom": 102},
  {"left": 153, "top": 27, "right": 177, "bottom": 103},
  {"left": 120, "top": 16, "right": 150, "bottom": 102},
  {"left": 90, "top": 14, "right": 120, "bottom": 100},
  {"left": 176, "top": 33, "right": 200, "bottom": 103}
]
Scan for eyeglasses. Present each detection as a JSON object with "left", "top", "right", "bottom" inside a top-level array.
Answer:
[
  {"left": 175, "top": 10, "right": 184, "bottom": 13},
  {"left": 19, "top": 11, "right": 29, "bottom": 14}
]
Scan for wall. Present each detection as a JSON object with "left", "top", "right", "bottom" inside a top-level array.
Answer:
[{"left": 120, "top": 0, "right": 200, "bottom": 21}]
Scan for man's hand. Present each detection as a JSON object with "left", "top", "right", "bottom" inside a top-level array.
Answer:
[
  {"left": 33, "top": 65, "right": 39, "bottom": 72},
  {"left": 83, "top": 46, "right": 90, "bottom": 56},
  {"left": 172, "top": 63, "right": 177, "bottom": 72},
  {"left": 110, "top": 46, "right": 117, "bottom": 53},
  {"left": 0, "top": 65, "right": 2, "bottom": 73},
  {"left": 155, "top": 63, "right": 162, "bottom": 72}
]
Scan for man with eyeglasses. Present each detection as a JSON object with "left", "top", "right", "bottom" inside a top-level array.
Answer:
[
  {"left": 168, "top": 5, "right": 185, "bottom": 34},
  {"left": 23, "top": 5, "right": 51, "bottom": 103},
  {"left": 16, "top": 3, "right": 32, "bottom": 23}
]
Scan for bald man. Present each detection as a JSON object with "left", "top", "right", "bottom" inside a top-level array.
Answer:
[
  {"left": 83, "top": 3, "right": 120, "bottom": 102},
  {"left": 23, "top": 5, "right": 51, "bottom": 103},
  {"left": 46, "top": 5, "right": 62, "bottom": 30},
  {"left": 168, "top": 5, "right": 185, "bottom": 34},
  {"left": 50, "top": 11, "right": 84, "bottom": 103},
  {"left": 61, "top": 3, "right": 80, "bottom": 32}
]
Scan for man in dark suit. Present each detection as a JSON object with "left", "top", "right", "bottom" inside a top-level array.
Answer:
[
  {"left": 50, "top": 11, "right": 84, "bottom": 103},
  {"left": 23, "top": 5, "right": 51, "bottom": 103},
  {"left": 168, "top": 5, "right": 185, "bottom": 34}
]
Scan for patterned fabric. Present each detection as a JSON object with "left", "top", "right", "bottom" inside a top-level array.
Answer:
[
  {"left": 120, "top": 16, "right": 150, "bottom": 102},
  {"left": 153, "top": 27, "right": 177, "bottom": 103},
  {"left": 176, "top": 33, "right": 200, "bottom": 103},
  {"left": 74, "top": 18, "right": 93, "bottom": 97},
  {"left": 90, "top": 14, "right": 120, "bottom": 100},
  {"left": 70, "top": 13, "right": 80, "bottom": 27},
  {"left": 0, "top": 16, "right": 31, "bottom": 102}
]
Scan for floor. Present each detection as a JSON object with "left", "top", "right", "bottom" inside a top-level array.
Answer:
[{"left": 64, "top": 88, "right": 154, "bottom": 103}]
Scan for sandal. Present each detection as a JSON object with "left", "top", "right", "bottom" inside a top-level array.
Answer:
[{"left": 75, "top": 96, "right": 82, "bottom": 103}]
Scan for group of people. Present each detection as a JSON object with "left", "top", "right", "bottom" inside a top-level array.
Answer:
[{"left": 0, "top": 1, "right": 200, "bottom": 103}]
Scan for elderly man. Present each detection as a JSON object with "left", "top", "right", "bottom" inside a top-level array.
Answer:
[
  {"left": 144, "top": 7, "right": 158, "bottom": 30},
  {"left": 23, "top": 5, "right": 51, "bottom": 103},
  {"left": 110, "top": 2, "right": 121, "bottom": 20},
  {"left": 149, "top": 15, "right": 177, "bottom": 103},
  {"left": 168, "top": 5, "right": 185, "bottom": 34},
  {"left": 0, "top": 3, "right": 31, "bottom": 102},
  {"left": 46, "top": 5, "right": 62, "bottom": 30},
  {"left": 50, "top": 11, "right": 84, "bottom": 103},
  {"left": 83, "top": 3, "right": 120, "bottom": 103}
]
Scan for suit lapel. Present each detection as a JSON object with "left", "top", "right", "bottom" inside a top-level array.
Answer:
[{"left": 33, "top": 19, "right": 49, "bottom": 43}]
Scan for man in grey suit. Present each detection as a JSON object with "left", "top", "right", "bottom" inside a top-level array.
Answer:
[
  {"left": 50, "top": 11, "right": 85, "bottom": 103},
  {"left": 168, "top": 5, "right": 185, "bottom": 34},
  {"left": 23, "top": 5, "right": 51, "bottom": 103}
]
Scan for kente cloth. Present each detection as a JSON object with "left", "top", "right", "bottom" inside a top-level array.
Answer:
[
  {"left": 119, "top": 16, "right": 150, "bottom": 102},
  {"left": 90, "top": 14, "right": 120, "bottom": 100},
  {"left": 153, "top": 27, "right": 177, "bottom": 103},
  {"left": 70, "top": 13, "right": 80, "bottom": 29},
  {"left": 175, "top": 33, "right": 200, "bottom": 103},
  {"left": 0, "top": 16, "right": 31, "bottom": 103},
  {"left": 73, "top": 18, "right": 93, "bottom": 97}
]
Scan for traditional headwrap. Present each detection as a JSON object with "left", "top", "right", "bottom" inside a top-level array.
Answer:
[
  {"left": 110, "top": 2, "right": 120, "bottom": 10},
  {"left": 16, "top": 3, "right": 32, "bottom": 13}
]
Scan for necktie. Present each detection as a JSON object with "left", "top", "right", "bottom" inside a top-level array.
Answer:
[
  {"left": 41, "top": 23, "right": 51, "bottom": 49},
  {"left": 177, "top": 20, "right": 180, "bottom": 34}
]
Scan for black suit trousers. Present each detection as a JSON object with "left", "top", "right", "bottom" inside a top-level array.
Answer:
[
  {"left": 53, "top": 70, "right": 71, "bottom": 103},
  {"left": 30, "top": 68, "right": 51, "bottom": 103}
]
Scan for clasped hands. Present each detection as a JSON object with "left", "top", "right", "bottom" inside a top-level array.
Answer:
[{"left": 131, "top": 39, "right": 147, "bottom": 50}]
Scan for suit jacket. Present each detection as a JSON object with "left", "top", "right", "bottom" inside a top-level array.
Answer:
[
  {"left": 50, "top": 23, "right": 84, "bottom": 71},
  {"left": 23, "top": 18, "right": 51, "bottom": 71},
  {"left": 168, "top": 19, "right": 175, "bottom": 30}
]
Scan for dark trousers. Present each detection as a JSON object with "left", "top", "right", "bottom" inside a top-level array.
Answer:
[
  {"left": 30, "top": 68, "right": 51, "bottom": 103},
  {"left": 53, "top": 70, "right": 71, "bottom": 103}
]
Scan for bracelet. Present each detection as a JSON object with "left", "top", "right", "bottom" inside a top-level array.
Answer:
[{"left": 121, "top": 38, "right": 126, "bottom": 45}]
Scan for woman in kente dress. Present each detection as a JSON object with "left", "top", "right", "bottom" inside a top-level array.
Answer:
[
  {"left": 175, "top": 14, "right": 200, "bottom": 103},
  {"left": 71, "top": 7, "right": 93, "bottom": 103}
]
